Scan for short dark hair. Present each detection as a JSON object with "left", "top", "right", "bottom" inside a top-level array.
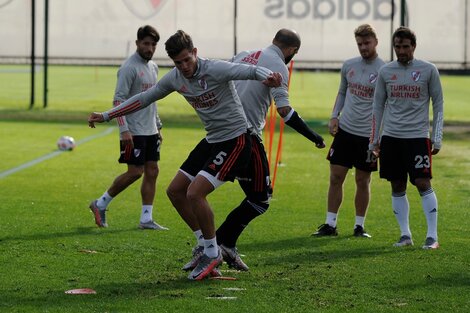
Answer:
[
  {"left": 137, "top": 25, "right": 160, "bottom": 42},
  {"left": 392, "top": 26, "right": 416, "bottom": 46},
  {"left": 273, "top": 29, "right": 301, "bottom": 49},
  {"left": 165, "top": 30, "right": 194, "bottom": 58}
]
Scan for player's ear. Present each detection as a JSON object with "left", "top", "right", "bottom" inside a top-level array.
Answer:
[{"left": 192, "top": 47, "right": 198, "bottom": 58}]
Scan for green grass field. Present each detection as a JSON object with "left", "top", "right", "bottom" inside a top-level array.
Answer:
[{"left": 0, "top": 66, "right": 469, "bottom": 312}]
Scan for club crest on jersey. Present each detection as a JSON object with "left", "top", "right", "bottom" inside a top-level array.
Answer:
[
  {"left": 348, "top": 70, "right": 355, "bottom": 78},
  {"left": 411, "top": 71, "right": 421, "bottom": 82},
  {"left": 134, "top": 149, "right": 141, "bottom": 157},
  {"left": 121, "top": 0, "right": 168, "bottom": 19},
  {"left": 198, "top": 78, "right": 208, "bottom": 90},
  {"left": 369, "top": 73, "right": 378, "bottom": 84}
]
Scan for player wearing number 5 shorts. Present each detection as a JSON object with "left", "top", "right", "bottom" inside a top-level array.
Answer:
[{"left": 369, "top": 27, "right": 444, "bottom": 249}]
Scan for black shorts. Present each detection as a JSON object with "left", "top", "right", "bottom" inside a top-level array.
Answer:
[
  {"left": 379, "top": 136, "right": 433, "bottom": 185},
  {"left": 180, "top": 133, "right": 252, "bottom": 182},
  {"left": 237, "top": 135, "right": 272, "bottom": 203},
  {"left": 327, "top": 127, "right": 377, "bottom": 172},
  {"left": 118, "top": 134, "right": 161, "bottom": 165}
]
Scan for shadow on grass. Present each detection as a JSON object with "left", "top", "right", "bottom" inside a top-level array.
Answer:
[{"left": 0, "top": 226, "right": 137, "bottom": 243}]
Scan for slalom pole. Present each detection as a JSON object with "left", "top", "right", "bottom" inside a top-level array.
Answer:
[
  {"left": 271, "top": 60, "right": 294, "bottom": 191},
  {"left": 267, "top": 101, "right": 276, "bottom": 168}
]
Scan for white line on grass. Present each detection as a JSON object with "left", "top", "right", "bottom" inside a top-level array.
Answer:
[{"left": 0, "top": 127, "right": 115, "bottom": 179}]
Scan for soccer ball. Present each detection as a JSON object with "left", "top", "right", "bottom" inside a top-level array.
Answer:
[{"left": 57, "top": 136, "right": 76, "bottom": 151}]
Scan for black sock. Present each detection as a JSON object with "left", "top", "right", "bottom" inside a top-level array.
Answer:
[{"left": 217, "top": 199, "right": 268, "bottom": 247}]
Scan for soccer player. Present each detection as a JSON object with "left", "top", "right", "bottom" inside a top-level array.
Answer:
[
  {"left": 214, "top": 29, "right": 325, "bottom": 271},
  {"left": 88, "top": 30, "right": 282, "bottom": 280},
  {"left": 89, "top": 25, "right": 168, "bottom": 230},
  {"left": 369, "top": 26, "right": 443, "bottom": 249},
  {"left": 312, "top": 24, "right": 384, "bottom": 238}
]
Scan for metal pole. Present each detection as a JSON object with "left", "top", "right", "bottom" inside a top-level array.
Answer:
[
  {"left": 43, "top": 0, "right": 49, "bottom": 108},
  {"left": 465, "top": 0, "right": 468, "bottom": 67},
  {"left": 400, "top": 0, "right": 406, "bottom": 26},
  {"left": 390, "top": 0, "right": 395, "bottom": 61},
  {"left": 233, "top": 0, "right": 237, "bottom": 56},
  {"left": 29, "top": 0, "right": 35, "bottom": 109}
]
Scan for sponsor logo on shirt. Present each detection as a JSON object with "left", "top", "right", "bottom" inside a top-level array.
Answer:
[
  {"left": 347, "top": 82, "right": 374, "bottom": 98},
  {"left": 141, "top": 83, "right": 154, "bottom": 91},
  {"left": 189, "top": 91, "right": 219, "bottom": 109},
  {"left": 411, "top": 71, "right": 421, "bottom": 82},
  {"left": 241, "top": 51, "right": 261, "bottom": 65},
  {"left": 390, "top": 84, "right": 421, "bottom": 99}
]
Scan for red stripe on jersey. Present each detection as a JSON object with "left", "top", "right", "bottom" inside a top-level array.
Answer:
[
  {"left": 251, "top": 142, "right": 264, "bottom": 192},
  {"left": 218, "top": 135, "right": 246, "bottom": 181},
  {"left": 117, "top": 116, "right": 125, "bottom": 126},
  {"left": 370, "top": 115, "right": 376, "bottom": 144},
  {"left": 109, "top": 100, "right": 141, "bottom": 119}
]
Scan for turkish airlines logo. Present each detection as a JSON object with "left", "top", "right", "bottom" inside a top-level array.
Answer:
[{"left": 122, "top": 0, "right": 168, "bottom": 19}]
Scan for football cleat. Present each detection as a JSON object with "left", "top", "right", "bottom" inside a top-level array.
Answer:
[
  {"left": 393, "top": 235, "right": 414, "bottom": 247},
  {"left": 89, "top": 200, "right": 108, "bottom": 228},
  {"left": 422, "top": 237, "right": 439, "bottom": 250},
  {"left": 220, "top": 244, "right": 249, "bottom": 271},
  {"left": 353, "top": 225, "right": 371, "bottom": 238},
  {"left": 188, "top": 251, "right": 223, "bottom": 281},
  {"left": 138, "top": 220, "right": 169, "bottom": 230},
  {"left": 182, "top": 245, "right": 204, "bottom": 271},
  {"left": 312, "top": 223, "right": 338, "bottom": 236}
]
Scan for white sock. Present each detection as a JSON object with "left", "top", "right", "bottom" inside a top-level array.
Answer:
[
  {"left": 204, "top": 237, "right": 218, "bottom": 258},
  {"left": 194, "top": 230, "right": 204, "bottom": 247},
  {"left": 392, "top": 193, "right": 411, "bottom": 237},
  {"left": 421, "top": 188, "right": 438, "bottom": 240},
  {"left": 355, "top": 215, "right": 365, "bottom": 228},
  {"left": 96, "top": 191, "right": 113, "bottom": 210},
  {"left": 140, "top": 205, "right": 153, "bottom": 223},
  {"left": 326, "top": 212, "right": 338, "bottom": 228}
]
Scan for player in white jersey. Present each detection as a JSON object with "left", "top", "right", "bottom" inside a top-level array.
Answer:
[
  {"left": 211, "top": 29, "right": 325, "bottom": 271},
  {"left": 88, "top": 30, "right": 282, "bottom": 280},
  {"left": 313, "top": 24, "right": 384, "bottom": 238},
  {"left": 369, "top": 27, "right": 444, "bottom": 249},
  {"left": 88, "top": 25, "right": 168, "bottom": 231}
]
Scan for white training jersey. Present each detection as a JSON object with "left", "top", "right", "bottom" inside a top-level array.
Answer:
[
  {"left": 113, "top": 52, "right": 162, "bottom": 137},
  {"left": 370, "top": 58, "right": 444, "bottom": 149},
  {"left": 331, "top": 56, "right": 385, "bottom": 137},
  {"left": 232, "top": 45, "right": 290, "bottom": 138},
  {"left": 104, "top": 57, "right": 274, "bottom": 143}
]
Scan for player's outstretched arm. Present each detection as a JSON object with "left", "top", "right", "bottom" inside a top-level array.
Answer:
[{"left": 279, "top": 107, "right": 325, "bottom": 148}]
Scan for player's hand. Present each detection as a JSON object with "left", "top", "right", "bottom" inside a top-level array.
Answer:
[
  {"left": 263, "top": 72, "right": 282, "bottom": 87},
  {"left": 328, "top": 118, "right": 339, "bottom": 136},
  {"left": 371, "top": 145, "right": 380, "bottom": 158},
  {"left": 88, "top": 112, "right": 104, "bottom": 128},
  {"left": 157, "top": 131, "right": 163, "bottom": 143},
  {"left": 121, "top": 131, "right": 134, "bottom": 149}
]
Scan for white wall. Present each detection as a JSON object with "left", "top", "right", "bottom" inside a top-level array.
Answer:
[{"left": 0, "top": 0, "right": 468, "bottom": 69}]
